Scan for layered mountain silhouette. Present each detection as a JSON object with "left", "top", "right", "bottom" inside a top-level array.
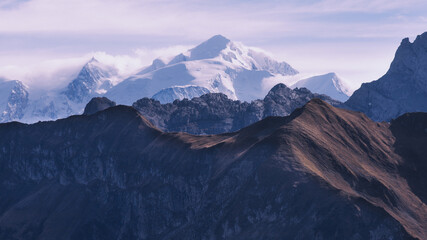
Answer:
[
  {"left": 132, "top": 83, "right": 341, "bottom": 134},
  {"left": 345, "top": 32, "right": 427, "bottom": 121},
  {"left": 0, "top": 99, "right": 425, "bottom": 239}
]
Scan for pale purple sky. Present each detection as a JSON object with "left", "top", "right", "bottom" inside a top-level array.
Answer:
[{"left": 1, "top": 0, "right": 427, "bottom": 90}]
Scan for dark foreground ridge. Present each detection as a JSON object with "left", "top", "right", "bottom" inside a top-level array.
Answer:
[
  {"left": 0, "top": 99, "right": 425, "bottom": 239},
  {"left": 132, "top": 83, "right": 341, "bottom": 134}
]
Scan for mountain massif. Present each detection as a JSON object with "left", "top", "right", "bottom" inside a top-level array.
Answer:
[
  {"left": 0, "top": 35, "right": 352, "bottom": 124},
  {"left": 105, "top": 34, "right": 300, "bottom": 105},
  {"left": 345, "top": 32, "right": 427, "bottom": 121},
  {"left": 4, "top": 32, "right": 427, "bottom": 124},
  {"left": 0, "top": 99, "right": 425, "bottom": 239},
  {"left": 132, "top": 83, "right": 341, "bottom": 134}
]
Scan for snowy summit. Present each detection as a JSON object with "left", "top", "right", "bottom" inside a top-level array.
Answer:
[{"left": 106, "top": 35, "right": 299, "bottom": 104}]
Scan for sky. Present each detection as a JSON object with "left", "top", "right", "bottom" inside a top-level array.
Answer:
[{"left": 0, "top": 0, "right": 427, "bottom": 90}]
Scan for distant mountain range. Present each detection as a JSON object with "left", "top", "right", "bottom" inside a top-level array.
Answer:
[
  {"left": 0, "top": 35, "right": 350, "bottom": 123},
  {"left": 2, "top": 32, "right": 427, "bottom": 124},
  {"left": 0, "top": 98, "right": 425, "bottom": 239}
]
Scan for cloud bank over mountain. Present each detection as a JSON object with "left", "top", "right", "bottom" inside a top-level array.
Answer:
[{"left": 0, "top": 46, "right": 192, "bottom": 91}]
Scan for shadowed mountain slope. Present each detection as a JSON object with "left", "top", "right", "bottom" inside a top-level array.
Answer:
[
  {"left": 345, "top": 32, "right": 427, "bottom": 121},
  {"left": 0, "top": 100, "right": 425, "bottom": 239}
]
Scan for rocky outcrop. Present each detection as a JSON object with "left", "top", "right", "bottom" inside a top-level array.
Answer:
[
  {"left": 345, "top": 32, "right": 427, "bottom": 121},
  {"left": 0, "top": 100, "right": 425, "bottom": 239},
  {"left": 83, "top": 97, "right": 116, "bottom": 115},
  {"left": 132, "top": 83, "right": 341, "bottom": 134}
]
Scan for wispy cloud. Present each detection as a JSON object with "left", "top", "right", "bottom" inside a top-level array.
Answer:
[{"left": 0, "top": 44, "right": 191, "bottom": 91}]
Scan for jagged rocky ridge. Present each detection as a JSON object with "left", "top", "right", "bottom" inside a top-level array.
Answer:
[
  {"left": 132, "top": 83, "right": 341, "bottom": 134},
  {"left": 0, "top": 99, "right": 425, "bottom": 239},
  {"left": 345, "top": 32, "right": 427, "bottom": 121}
]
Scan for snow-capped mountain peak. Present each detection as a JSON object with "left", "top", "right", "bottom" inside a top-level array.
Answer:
[
  {"left": 188, "top": 34, "right": 230, "bottom": 61},
  {"left": 63, "top": 57, "right": 118, "bottom": 102},
  {"left": 138, "top": 58, "right": 166, "bottom": 75},
  {"left": 291, "top": 72, "right": 351, "bottom": 102},
  {"left": 106, "top": 35, "right": 300, "bottom": 104},
  {"left": 166, "top": 35, "right": 298, "bottom": 76}
]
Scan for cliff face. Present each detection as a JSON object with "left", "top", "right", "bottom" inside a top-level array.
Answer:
[
  {"left": 0, "top": 99, "right": 425, "bottom": 239},
  {"left": 132, "top": 83, "right": 341, "bottom": 134},
  {"left": 345, "top": 32, "right": 427, "bottom": 121}
]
